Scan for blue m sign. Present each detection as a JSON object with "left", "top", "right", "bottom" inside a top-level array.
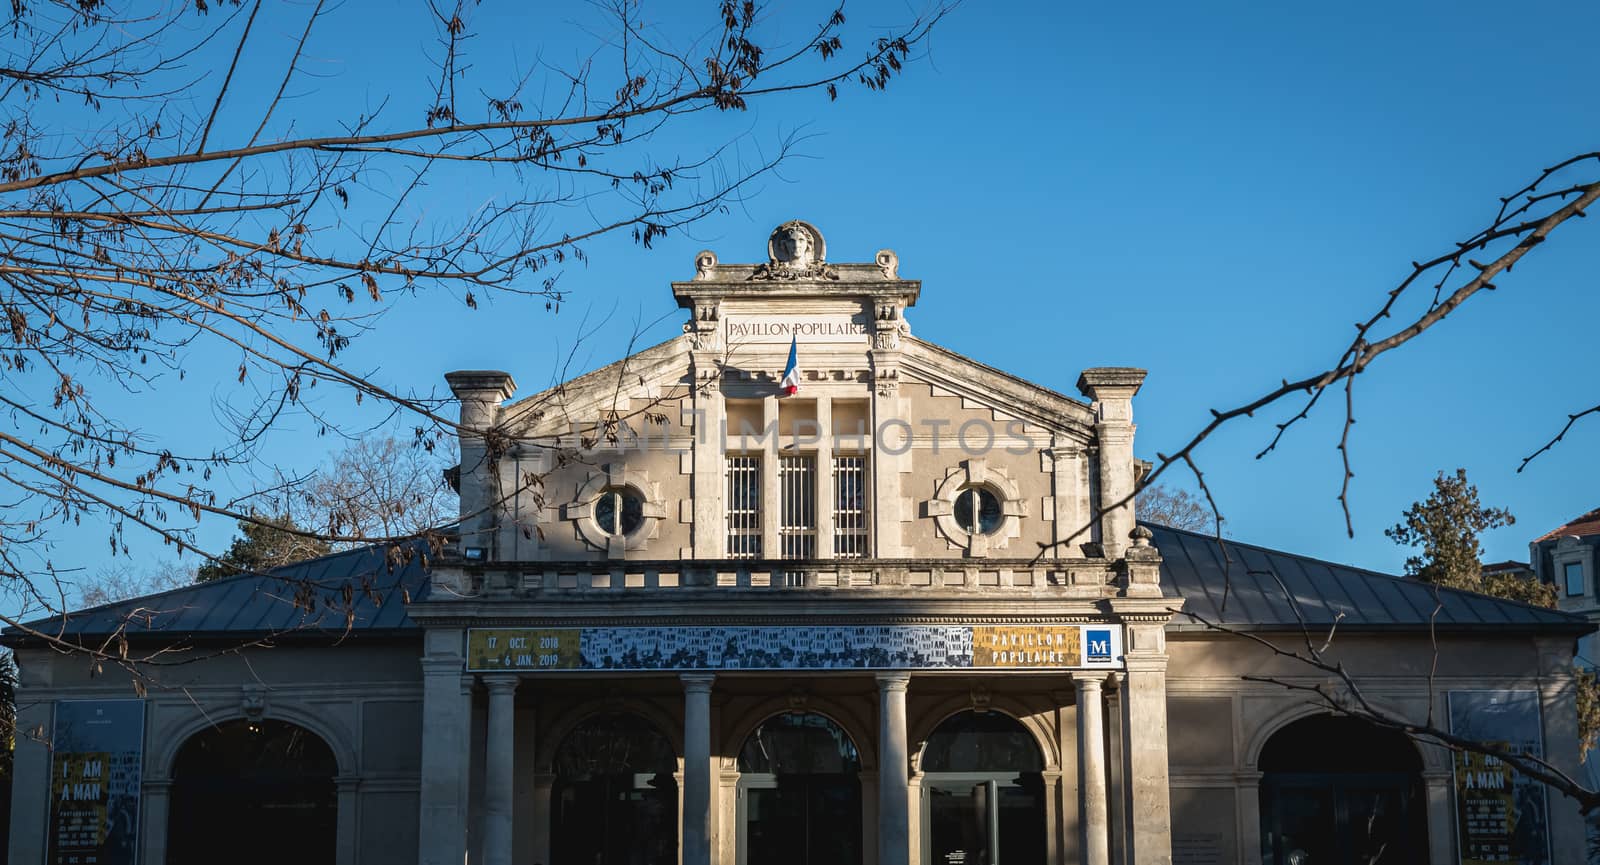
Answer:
[{"left": 1085, "top": 629, "right": 1112, "bottom": 661}]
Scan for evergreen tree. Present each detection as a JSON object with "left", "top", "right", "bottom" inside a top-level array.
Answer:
[
  {"left": 1385, "top": 468, "right": 1555, "bottom": 608},
  {"left": 196, "top": 517, "right": 331, "bottom": 582}
]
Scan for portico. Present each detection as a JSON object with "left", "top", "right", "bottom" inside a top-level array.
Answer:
[{"left": 414, "top": 648, "right": 1173, "bottom": 865}]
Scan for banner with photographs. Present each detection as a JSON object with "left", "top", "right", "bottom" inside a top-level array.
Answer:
[
  {"left": 1449, "top": 690, "right": 1550, "bottom": 865},
  {"left": 48, "top": 699, "right": 145, "bottom": 865}
]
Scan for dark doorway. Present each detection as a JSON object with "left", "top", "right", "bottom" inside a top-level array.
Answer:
[
  {"left": 551, "top": 712, "right": 678, "bottom": 865},
  {"left": 167, "top": 718, "right": 338, "bottom": 865},
  {"left": 1259, "top": 714, "right": 1428, "bottom": 865},
  {"left": 921, "top": 711, "right": 1047, "bottom": 865},
  {"left": 737, "top": 712, "right": 863, "bottom": 865}
]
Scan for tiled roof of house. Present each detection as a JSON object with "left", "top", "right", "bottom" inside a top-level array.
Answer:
[{"left": 1535, "top": 506, "right": 1600, "bottom": 543}]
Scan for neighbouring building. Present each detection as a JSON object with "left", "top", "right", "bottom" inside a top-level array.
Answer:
[
  {"left": 1532, "top": 506, "right": 1600, "bottom": 665},
  {"left": 5, "top": 222, "right": 1592, "bottom": 865}
]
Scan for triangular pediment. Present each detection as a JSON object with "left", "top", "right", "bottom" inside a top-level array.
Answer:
[
  {"left": 899, "top": 337, "right": 1098, "bottom": 441},
  {"left": 498, "top": 334, "right": 694, "bottom": 439}
]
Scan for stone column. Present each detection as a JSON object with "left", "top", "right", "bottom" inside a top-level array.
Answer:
[
  {"left": 483, "top": 675, "right": 519, "bottom": 865},
  {"left": 445, "top": 370, "right": 517, "bottom": 558},
  {"left": 682, "top": 674, "right": 716, "bottom": 865},
  {"left": 877, "top": 673, "right": 912, "bottom": 865},
  {"left": 1076, "top": 369, "right": 1145, "bottom": 559},
  {"left": 1075, "top": 673, "right": 1111, "bottom": 865},
  {"left": 418, "top": 628, "right": 471, "bottom": 865}
]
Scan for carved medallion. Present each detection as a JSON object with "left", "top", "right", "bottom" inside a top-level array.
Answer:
[{"left": 750, "top": 220, "right": 839, "bottom": 281}]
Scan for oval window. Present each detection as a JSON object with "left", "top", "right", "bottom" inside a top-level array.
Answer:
[
  {"left": 953, "top": 486, "right": 1003, "bottom": 535},
  {"left": 593, "top": 487, "right": 644, "bottom": 536}
]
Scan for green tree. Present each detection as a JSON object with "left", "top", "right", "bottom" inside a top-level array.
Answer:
[
  {"left": 1383, "top": 468, "right": 1554, "bottom": 606},
  {"left": 196, "top": 516, "right": 332, "bottom": 582}
]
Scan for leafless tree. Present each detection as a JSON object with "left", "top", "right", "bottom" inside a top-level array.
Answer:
[
  {"left": 1134, "top": 483, "right": 1214, "bottom": 533},
  {"left": 285, "top": 434, "right": 459, "bottom": 549},
  {"left": 1060, "top": 152, "right": 1600, "bottom": 815},
  {"left": 71, "top": 560, "right": 193, "bottom": 610},
  {"left": 0, "top": 0, "right": 949, "bottom": 661}
]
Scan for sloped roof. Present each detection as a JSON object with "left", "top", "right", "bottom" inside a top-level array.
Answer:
[
  {"left": 1151, "top": 524, "right": 1589, "bottom": 634},
  {"left": 1535, "top": 506, "right": 1600, "bottom": 543},
  {"left": 4, "top": 541, "right": 434, "bottom": 644},
  {"left": 8, "top": 530, "right": 1584, "bottom": 643}
]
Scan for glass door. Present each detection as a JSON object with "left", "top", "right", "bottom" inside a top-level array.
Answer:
[{"left": 924, "top": 776, "right": 1045, "bottom": 865}]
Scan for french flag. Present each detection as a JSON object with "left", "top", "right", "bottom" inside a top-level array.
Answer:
[{"left": 780, "top": 335, "right": 801, "bottom": 396}]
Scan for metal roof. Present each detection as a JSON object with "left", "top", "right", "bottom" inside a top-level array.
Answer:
[
  {"left": 7, "top": 529, "right": 1586, "bottom": 643},
  {"left": 6, "top": 541, "right": 433, "bottom": 644},
  {"left": 1150, "top": 524, "right": 1590, "bottom": 633}
]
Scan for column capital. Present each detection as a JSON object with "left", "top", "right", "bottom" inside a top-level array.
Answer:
[
  {"left": 681, "top": 672, "right": 717, "bottom": 693},
  {"left": 483, "top": 674, "right": 520, "bottom": 694},
  {"left": 875, "top": 672, "right": 911, "bottom": 691},
  {"left": 1071, "top": 671, "right": 1107, "bottom": 690}
]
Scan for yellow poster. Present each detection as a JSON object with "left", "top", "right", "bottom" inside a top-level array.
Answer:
[
  {"left": 971, "top": 626, "right": 1082, "bottom": 668},
  {"left": 1454, "top": 748, "right": 1516, "bottom": 865},
  {"left": 467, "top": 629, "right": 580, "bottom": 671}
]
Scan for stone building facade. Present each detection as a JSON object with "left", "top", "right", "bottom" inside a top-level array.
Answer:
[{"left": 4, "top": 222, "right": 1592, "bottom": 865}]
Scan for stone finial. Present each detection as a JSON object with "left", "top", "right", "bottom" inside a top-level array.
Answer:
[
  {"left": 445, "top": 370, "right": 517, "bottom": 403},
  {"left": 1130, "top": 525, "right": 1153, "bottom": 547},
  {"left": 693, "top": 250, "right": 718, "bottom": 280},
  {"left": 875, "top": 249, "right": 899, "bottom": 279}
]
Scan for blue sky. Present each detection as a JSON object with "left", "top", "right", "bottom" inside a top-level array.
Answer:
[{"left": 38, "top": 0, "right": 1600, "bottom": 588}]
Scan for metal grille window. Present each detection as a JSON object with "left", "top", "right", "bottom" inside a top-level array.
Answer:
[
  {"left": 779, "top": 456, "right": 817, "bottom": 559},
  {"left": 727, "top": 456, "right": 762, "bottom": 558},
  {"left": 833, "top": 456, "right": 869, "bottom": 558}
]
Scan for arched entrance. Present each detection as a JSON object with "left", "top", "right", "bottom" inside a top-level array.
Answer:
[
  {"left": 551, "top": 712, "right": 678, "bottom": 865},
  {"left": 1259, "top": 714, "right": 1428, "bottom": 864},
  {"left": 737, "top": 712, "right": 863, "bottom": 865},
  {"left": 921, "top": 710, "right": 1046, "bottom": 865},
  {"left": 167, "top": 718, "right": 338, "bottom": 865}
]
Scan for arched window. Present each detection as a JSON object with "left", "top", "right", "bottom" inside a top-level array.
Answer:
[
  {"left": 922, "top": 711, "right": 1046, "bottom": 865},
  {"left": 167, "top": 718, "right": 338, "bottom": 865},
  {"left": 552, "top": 712, "right": 677, "bottom": 865},
  {"left": 1258, "top": 714, "right": 1427, "bottom": 865},
  {"left": 737, "top": 712, "right": 863, "bottom": 865}
]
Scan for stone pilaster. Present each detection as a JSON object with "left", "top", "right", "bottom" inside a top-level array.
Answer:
[
  {"left": 418, "top": 628, "right": 470, "bottom": 865},
  {"left": 446, "top": 370, "right": 517, "bottom": 558},
  {"left": 8, "top": 656, "right": 51, "bottom": 865},
  {"left": 482, "top": 675, "right": 519, "bottom": 865},
  {"left": 1050, "top": 441, "right": 1087, "bottom": 559},
  {"left": 1537, "top": 637, "right": 1585, "bottom": 864},
  {"left": 1077, "top": 368, "right": 1145, "bottom": 560},
  {"left": 1109, "top": 603, "right": 1175, "bottom": 865},
  {"left": 1422, "top": 770, "right": 1455, "bottom": 865}
]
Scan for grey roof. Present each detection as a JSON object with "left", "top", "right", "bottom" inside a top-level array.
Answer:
[
  {"left": 8, "top": 529, "right": 1585, "bottom": 644},
  {"left": 5, "top": 541, "right": 434, "bottom": 644},
  {"left": 1150, "top": 524, "right": 1590, "bottom": 634}
]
